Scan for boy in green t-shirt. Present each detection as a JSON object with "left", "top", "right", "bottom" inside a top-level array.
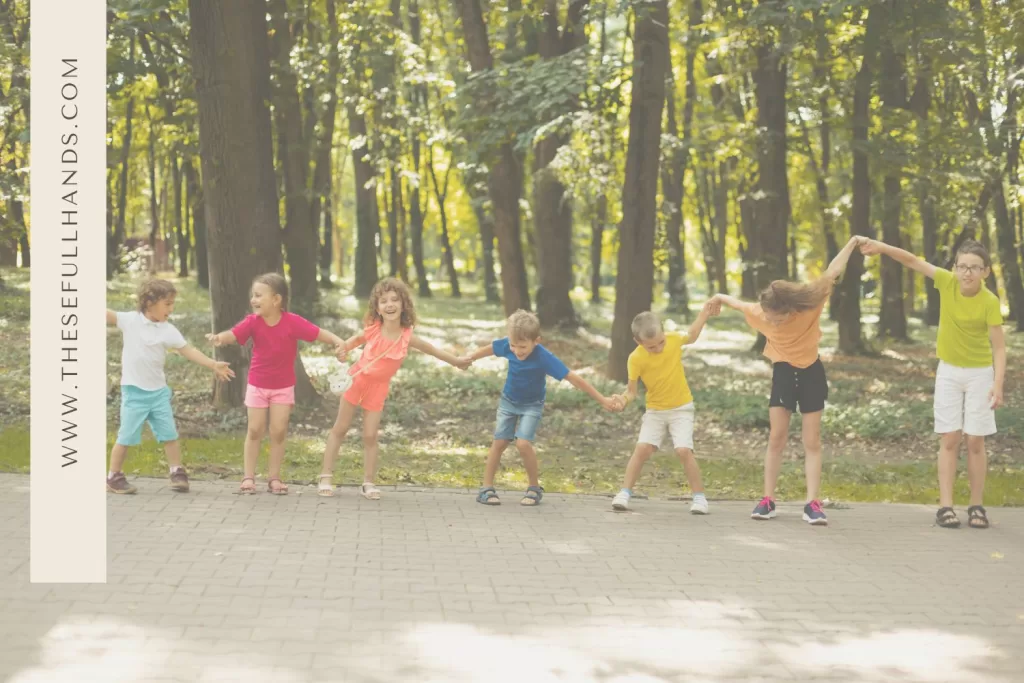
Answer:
[
  {"left": 611, "top": 300, "right": 720, "bottom": 513},
  {"left": 862, "top": 238, "right": 1006, "bottom": 529}
]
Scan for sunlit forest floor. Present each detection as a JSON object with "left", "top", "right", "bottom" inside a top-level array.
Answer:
[{"left": 2, "top": 267, "right": 1022, "bottom": 505}]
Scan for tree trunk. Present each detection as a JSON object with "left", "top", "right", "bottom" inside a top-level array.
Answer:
[
  {"left": 183, "top": 159, "right": 209, "bottom": 289},
  {"left": 608, "top": 0, "right": 670, "bottom": 382},
  {"left": 314, "top": 0, "right": 341, "bottom": 289},
  {"left": 453, "top": 0, "right": 531, "bottom": 314},
  {"left": 147, "top": 107, "right": 161, "bottom": 274},
  {"left": 110, "top": 43, "right": 134, "bottom": 278},
  {"left": 428, "top": 149, "right": 461, "bottom": 298},
  {"left": 839, "top": 5, "right": 882, "bottom": 355},
  {"left": 470, "top": 183, "right": 500, "bottom": 303},
  {"left": 188, "top": 0, "right": 285, "bottom": 408},
  {"left": 590, "top": 195, "right": 607, "bottom": 303},
  {"left": 349, "top": 105, "right": 380, "bottom": 298},
  {"left": 877, "top": 37, "right": 908, "bottom": 339},
  {"left": 172, "top": 154, "right": 188, "bottom": 277},
  {"left": 409, "top": 142, "right": 431, "bottom": 298},
  {"left": 811, "top": 18, "right": 840, "bottom": 319},
  {"left": 269, "top": 0, "right": 318, "bottom": 317},
  {"left": 910, "top": 57, "right": 940, "bottom": 326},
  {"left": 992, "top": 181, "right": 1024, "bottom": 328}
]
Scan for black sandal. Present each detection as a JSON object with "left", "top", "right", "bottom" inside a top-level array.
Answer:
[
  {"left": 936, "top": 507, "right": 960, "bottom": 528},
  {"left": 967, "top": 505, "right": 989, "bottom": 529}
]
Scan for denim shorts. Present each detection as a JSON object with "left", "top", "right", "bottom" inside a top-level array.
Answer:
[
  {"left": 494, "top": 395, "right": 545, "bottom": 442},
  {"left": 117, "top": 385, "right": 178, "bottom": 446}
]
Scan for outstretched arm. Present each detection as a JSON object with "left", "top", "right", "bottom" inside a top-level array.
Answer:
[
  {"left": 176, "top": 344, "right": 235, "bottom": 382},
  {"left": 206, "top": 330, "right": 239, "bottom": 347},
  {"left": 711, "top": 293, "right": 758, "bottom": 316},
  {"left": 565, "top": 371, "right": 621, "bottom": 411},
  {"left": 616, "top": 379, "right": 640, "bottom": 410},
  {"left": 860, "top": 237, "right": 937, "bottom": 280},
  {"left": 686, "top": 299, "right": 720, "bottom": 344},
  {"left": 106, "top": 310, "right": 118, "bottom": 326},
  {"left": 410, "top": 334, "right": 471, "bottom": 370},
  {"left": 461, "top": 344, "right": 496, "bottom": 366},
  {"left": 822, "top": 235, "right": 865, "bottom": 282},
  {"left": 316, "top": 328, "right": 345, "bottom": 347}
]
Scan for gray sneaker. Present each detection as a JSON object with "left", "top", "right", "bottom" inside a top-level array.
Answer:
[{"left": 106, "top": 472, "right": 137, "bottom": 494}]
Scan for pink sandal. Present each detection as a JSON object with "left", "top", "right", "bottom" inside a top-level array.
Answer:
[
  {"left": 267, "top": 478, "right": 289, "bottom": 495},
  {"left": 235, "top": 477, "right": 257, "bottom": 495}
]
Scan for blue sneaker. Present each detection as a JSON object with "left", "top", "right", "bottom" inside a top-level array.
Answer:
[
  {"left": 803, "top": 500, "right": 828, "bottom": 526},
  {"left": 751, "top": 496, "right": 776, "bottom": 520}
]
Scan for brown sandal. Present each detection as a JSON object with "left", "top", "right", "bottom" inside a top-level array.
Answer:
[
  {"left": 267, "top": 478, "right": 289, "bottom": 495},
  {"left": 234, "top": 477, "right": 257, "bottom": 495}
]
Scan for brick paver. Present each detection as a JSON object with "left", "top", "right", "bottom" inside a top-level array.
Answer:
[{"left": 1, "top": 472, "right": 1022, "bottom": 682}]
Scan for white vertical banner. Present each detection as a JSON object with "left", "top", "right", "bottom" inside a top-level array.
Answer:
[{"left": 30, "top": 0, "right": 107, "bottom": 583}]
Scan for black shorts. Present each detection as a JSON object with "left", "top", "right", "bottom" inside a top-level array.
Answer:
[{"left": 769, "top": 359, "right": 828, "bottom": 414}]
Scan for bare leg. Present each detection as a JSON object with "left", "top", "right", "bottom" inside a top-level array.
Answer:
[
  {"left": 244, "top": 408, "right": 268, "bottom": 480},
  {"left": 163, "top": 440, "right": 183, "bottom": 469},
  {"left": 622, "top": 443, "right": 657, "bottom": 490},
  {"left": 764, "top": 407, "right": 791, "bottom": 498},
  {"left": 938, "top": 431, "right": 962, "bottom": 508},
  {"left": 361, "top": 409, "right": 384, "bottom": 483},
  {"left": 267, "top": 403, "right": 292, "bottom": 491},
  {"left": 800, "top": 411, "right": 823, "bottom": 502},
  {"left": 109, "top": 443, "right": 129, "bottom": 473},
  {"left": 674, "top": 447, "right": 704, "bottom": 494},
  {"left": 483, "top": 440, "right": 510, "bottom": 488},
  {"left": 965, "top": 435, "right": 987, "bottom": 507},
  {"left": 321, "top": 400, "right": 359, "bottom": 475},
  {"left": 515, "top": 439, "right": 541, "bottom": 487}
]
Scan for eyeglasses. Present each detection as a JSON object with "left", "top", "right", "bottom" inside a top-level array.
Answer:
[{"left": 955, "top": 265, "right": 986, "bottom": 275}]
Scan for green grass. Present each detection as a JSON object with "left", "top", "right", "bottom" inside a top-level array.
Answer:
[{"left": 2, "top": 267, "right": 1022, "bottom": 505}]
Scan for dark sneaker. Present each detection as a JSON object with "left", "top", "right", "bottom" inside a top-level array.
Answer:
[
  {"left": 803, "top": 500, "right": 828, "bottom": 526},
  {"left": 169, "top": 468, "right": 190, "bottom": 492},
  {"left": 106, "top": 472, "right": 137, "bottom": 495},
  {"left": 751, "top": 496, "right": 776, "bottom": 520}
]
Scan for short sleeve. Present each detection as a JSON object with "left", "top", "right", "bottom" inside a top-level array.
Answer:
[
  {"left": 669, "top": 332, "right": 690, "bottom": 348},
  {"left": 289, "top": 313, "right": 321, "bottom": 343},
  {"left": 933, "top": 268, "right": 954, "bottom": 292},
  {"left": 743, "top": 307, "right": 770, "bottom": 335},
  {"left": 492, "top": 338, "right": 511, "bottom": 358},
  {"left": 627, "top": 349, "right": 642, "bottom": 381},
  {"left": 987, "top": 296, "right": 1004, "bottom": 327},
  {"left": 116, "top": 312, "right": 132, "bottom": 330},
  {"left": 231, "top": 315, "right": 254, "bottom": 345},
  {"left": 165, "top": 324, "right": 187, "bottom": 349},
  {"left": 540, "top": 348, "right": 570, "bottom": 381}
]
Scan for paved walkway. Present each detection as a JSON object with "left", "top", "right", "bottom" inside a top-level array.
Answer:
[{"left": 1, "top": 473, "right": 1022, "bottom": 683}]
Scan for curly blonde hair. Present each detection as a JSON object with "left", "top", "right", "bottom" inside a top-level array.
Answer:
[
  {"left": 365, "top": 277, "right": 417, "bottom": 328},
  {"left": 137, "top": 279, "right": 177, "bottom": 312},
  {"left": 759, "top": 278, "right": 832, "bottom": 316}
]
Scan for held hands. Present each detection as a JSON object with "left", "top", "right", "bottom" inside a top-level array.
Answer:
[
  {"left": 859, "top": 237, "right": 882, "bottom": 256},
  {"left": 334, "top": 342, "right": 348, "bottom": 362},
  {"left": 456, "top": 355, "right": 475, "bottom": 370},
  {"left": 206, "top": 332, "right": 225, "bottom": 347},
  {"left": 600, "top": 395, "right": 624, "bottom": 412},
  {"left": 703, "top": 298, "right": 722, "bottom": 317},
  {"left": 212, "top": 361, "right": 235, "bottom": 382}
]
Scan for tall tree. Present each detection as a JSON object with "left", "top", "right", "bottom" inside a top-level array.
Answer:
[
  {"left": 453, "top": 0, "right": 531, "bottom": 314},
  {"left": 188, "top": 0, "right": 285, "bottom": 408},
  {"left": 608, "top": 0, "right": 670, "bottom": 381}
]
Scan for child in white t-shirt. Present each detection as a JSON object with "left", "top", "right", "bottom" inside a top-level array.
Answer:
[{"left": 106, "top": 279, "right": 234, "bottom": 494}]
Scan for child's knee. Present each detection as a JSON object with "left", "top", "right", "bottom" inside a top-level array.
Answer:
[
  {"left": 633, "top": 444, "right": 655, "bottom": 461},
  {"left": 363, "top": 432, "right": 378, "bottom": 449},
  {"left": 269, "top": 428, "right": 287, "bottom": 444},
  {"left": 674, "top": 447, "right": 696, "bottom": 462},
  {"left": 966, "top": 435, "right": 985, "bottom": 455},
  {"left": 940, "top": 431, "right": 962, "bottom": 452},
  {"left": 768, "top": 430, "right": 788, "bottom": 449},
  {"left": 800, "top": 434, "right": 821, "bottom": 451},
  {"left": 515, "top": 438, "right": 535, "bottom": 452},
  {"left": 246, "top": 426, "right": 265, "bottom": 441}
]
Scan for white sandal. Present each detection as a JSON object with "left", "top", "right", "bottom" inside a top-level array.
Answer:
[
  {"left": 360, "top": 482, "right": 381, "bottom": 500},
  {"left": 317, "top": 474, "right": 334, "bottom": 498}
]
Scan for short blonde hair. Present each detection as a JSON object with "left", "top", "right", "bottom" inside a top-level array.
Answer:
[
  {"left": 507, "top": 309, "right": 541, "bottom": 342},
  {"left": 631, "top": 311, "right": 662, "bottom": 340}
]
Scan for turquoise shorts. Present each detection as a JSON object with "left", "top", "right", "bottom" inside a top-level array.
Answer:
[{"left": 117, "top": 385, "right": 179, "bottom": 446}]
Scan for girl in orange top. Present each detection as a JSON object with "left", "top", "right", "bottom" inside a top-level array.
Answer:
[
  {"left": 712, "top": 236, "right": 864, "bottom": 526},
  {"left": 317, "top": 278, "right": 470, "bottom": 499}
]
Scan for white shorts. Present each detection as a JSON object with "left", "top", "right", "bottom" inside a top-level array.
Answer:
[
  {"left": 934, "top": 361, "right": 997, "bottom": 436},
  {"left": 638, "top": 403, "right": 695, "bottom": 451}
]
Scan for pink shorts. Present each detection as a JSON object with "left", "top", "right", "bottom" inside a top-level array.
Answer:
[
  {"left": 244, "top": 384, "right": 295, "bottom": 408},
  {"left": 343, "top": 375, "right": 391, "bottom": 412}
]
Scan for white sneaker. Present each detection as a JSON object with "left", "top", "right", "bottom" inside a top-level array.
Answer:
[
  {"left": 690, "top": 497, "right": 709, "bottom": 515},
  {"left": 612, "top": 491, "right": 631, "bottom": 511}
]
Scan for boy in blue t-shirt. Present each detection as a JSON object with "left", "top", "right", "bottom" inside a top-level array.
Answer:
[{"left": 463, "top": 310, "right": 621, "bottom": 506}]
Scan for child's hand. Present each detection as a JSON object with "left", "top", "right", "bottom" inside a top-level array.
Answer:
[
  {"left": 335, "top": 343, "right": 348, "bottom": 362},
  {"left": 989, "top": 384, "right": 1004, "bottom": 410},
  {"left": 703, "top": 299, "right": 722, "bottom": 317},
  {"left": 457, "top": 355, "right": 474, "bottom": 370},
  {"left": 206, "top": 332, "right": 223, "bottom": 347},
  {"left": 859, "top": 238, "right": 882, "bottom": 256},
  {"left": 212, "top": 361, "right": 235, "bottom": 382}
]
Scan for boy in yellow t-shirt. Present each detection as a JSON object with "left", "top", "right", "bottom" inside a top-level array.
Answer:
[{"left": 611, "top": 300, "right": 720, "bottom": 513}]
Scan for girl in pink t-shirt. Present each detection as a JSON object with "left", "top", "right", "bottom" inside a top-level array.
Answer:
[
  {"left": 208, "top": 273, "right": 345, "bottom": 495},
  {"left": 317, "top": 277, "right": 470, "bottom": 499}
]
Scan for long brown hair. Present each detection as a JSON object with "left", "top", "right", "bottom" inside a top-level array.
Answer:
[
  {"left": 365, "top": 277, "right": 417, "bottom": 328},
  {"left": 759, "top": 278, "right": 831, "bottom": 316},
  {"left": 253, "top": 272, "right": 289, "bottom": 310}
]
